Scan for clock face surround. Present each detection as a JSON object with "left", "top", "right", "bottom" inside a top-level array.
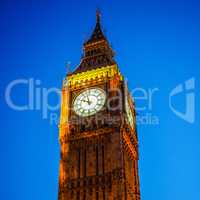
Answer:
[
  {"left": 125, "top": 96, "right": 134, "bottom": 128},
  {"left": 73, "top": 88, "right": 106, "bottom": 117}
]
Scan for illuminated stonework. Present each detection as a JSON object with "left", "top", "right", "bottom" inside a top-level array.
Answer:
[{"left": 65, "top": 64, "right": 123, "bottom": 88}]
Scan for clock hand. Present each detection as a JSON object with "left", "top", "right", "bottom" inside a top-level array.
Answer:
[
  {"left": 81, "top": 95, "right": 91, "bottom": 105},
  {"left": 87, "top": 97, "right": 91, "bottom": 105},
  {"left": 81, "top": 99, "right": 89, "bottom": 103},
  {"left": 86, "top": 93, "right": 91, "bottom": 105},
  {"left": 86, "top": 95, "right": 90, "bottom": 103}
]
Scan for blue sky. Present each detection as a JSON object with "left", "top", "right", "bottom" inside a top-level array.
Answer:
[{"left": 0, "top": 0, "right": 200, "bottom": 200}]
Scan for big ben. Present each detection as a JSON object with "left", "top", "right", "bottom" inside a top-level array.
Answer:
[{"left": 58, "top": 11, "right": 140, "bottom": 200}]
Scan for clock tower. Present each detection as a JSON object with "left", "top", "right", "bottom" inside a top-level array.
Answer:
[{"left": 58, "top": 11, "right": 140, "bottom": 200}]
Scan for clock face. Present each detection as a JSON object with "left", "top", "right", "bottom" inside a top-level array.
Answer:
[
  {"left": 125, "top": 97, "right": 134, "bottom": 128},
  {"left": 73, "top": 88, "right": 106, "bottom": 117}
]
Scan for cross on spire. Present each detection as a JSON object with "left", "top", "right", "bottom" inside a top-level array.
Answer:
[{"left": 96, "top": 9, "right": 101, "bottom": 23}]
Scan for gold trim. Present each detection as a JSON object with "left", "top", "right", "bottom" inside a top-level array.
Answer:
[{"left": 66, "top": 64, "right": 123, "bottom": 87}]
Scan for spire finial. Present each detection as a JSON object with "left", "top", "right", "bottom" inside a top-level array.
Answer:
[
  {"left": 65, "top": 61, "right": 71, "bottom": 74},
  {"left": 96, "top": 9, "right": 101, "bottom": 23}
]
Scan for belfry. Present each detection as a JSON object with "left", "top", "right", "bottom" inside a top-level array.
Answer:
[{"left": 58, "top": 11, "right": 140, "bottom": 200}]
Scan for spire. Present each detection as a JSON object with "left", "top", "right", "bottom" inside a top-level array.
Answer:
[
  {"left": 72, "top": 11, "right": 116, "bottom": 74},
  {"left": 84, "top": 9, "right": 107, "bottom": 45}
]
